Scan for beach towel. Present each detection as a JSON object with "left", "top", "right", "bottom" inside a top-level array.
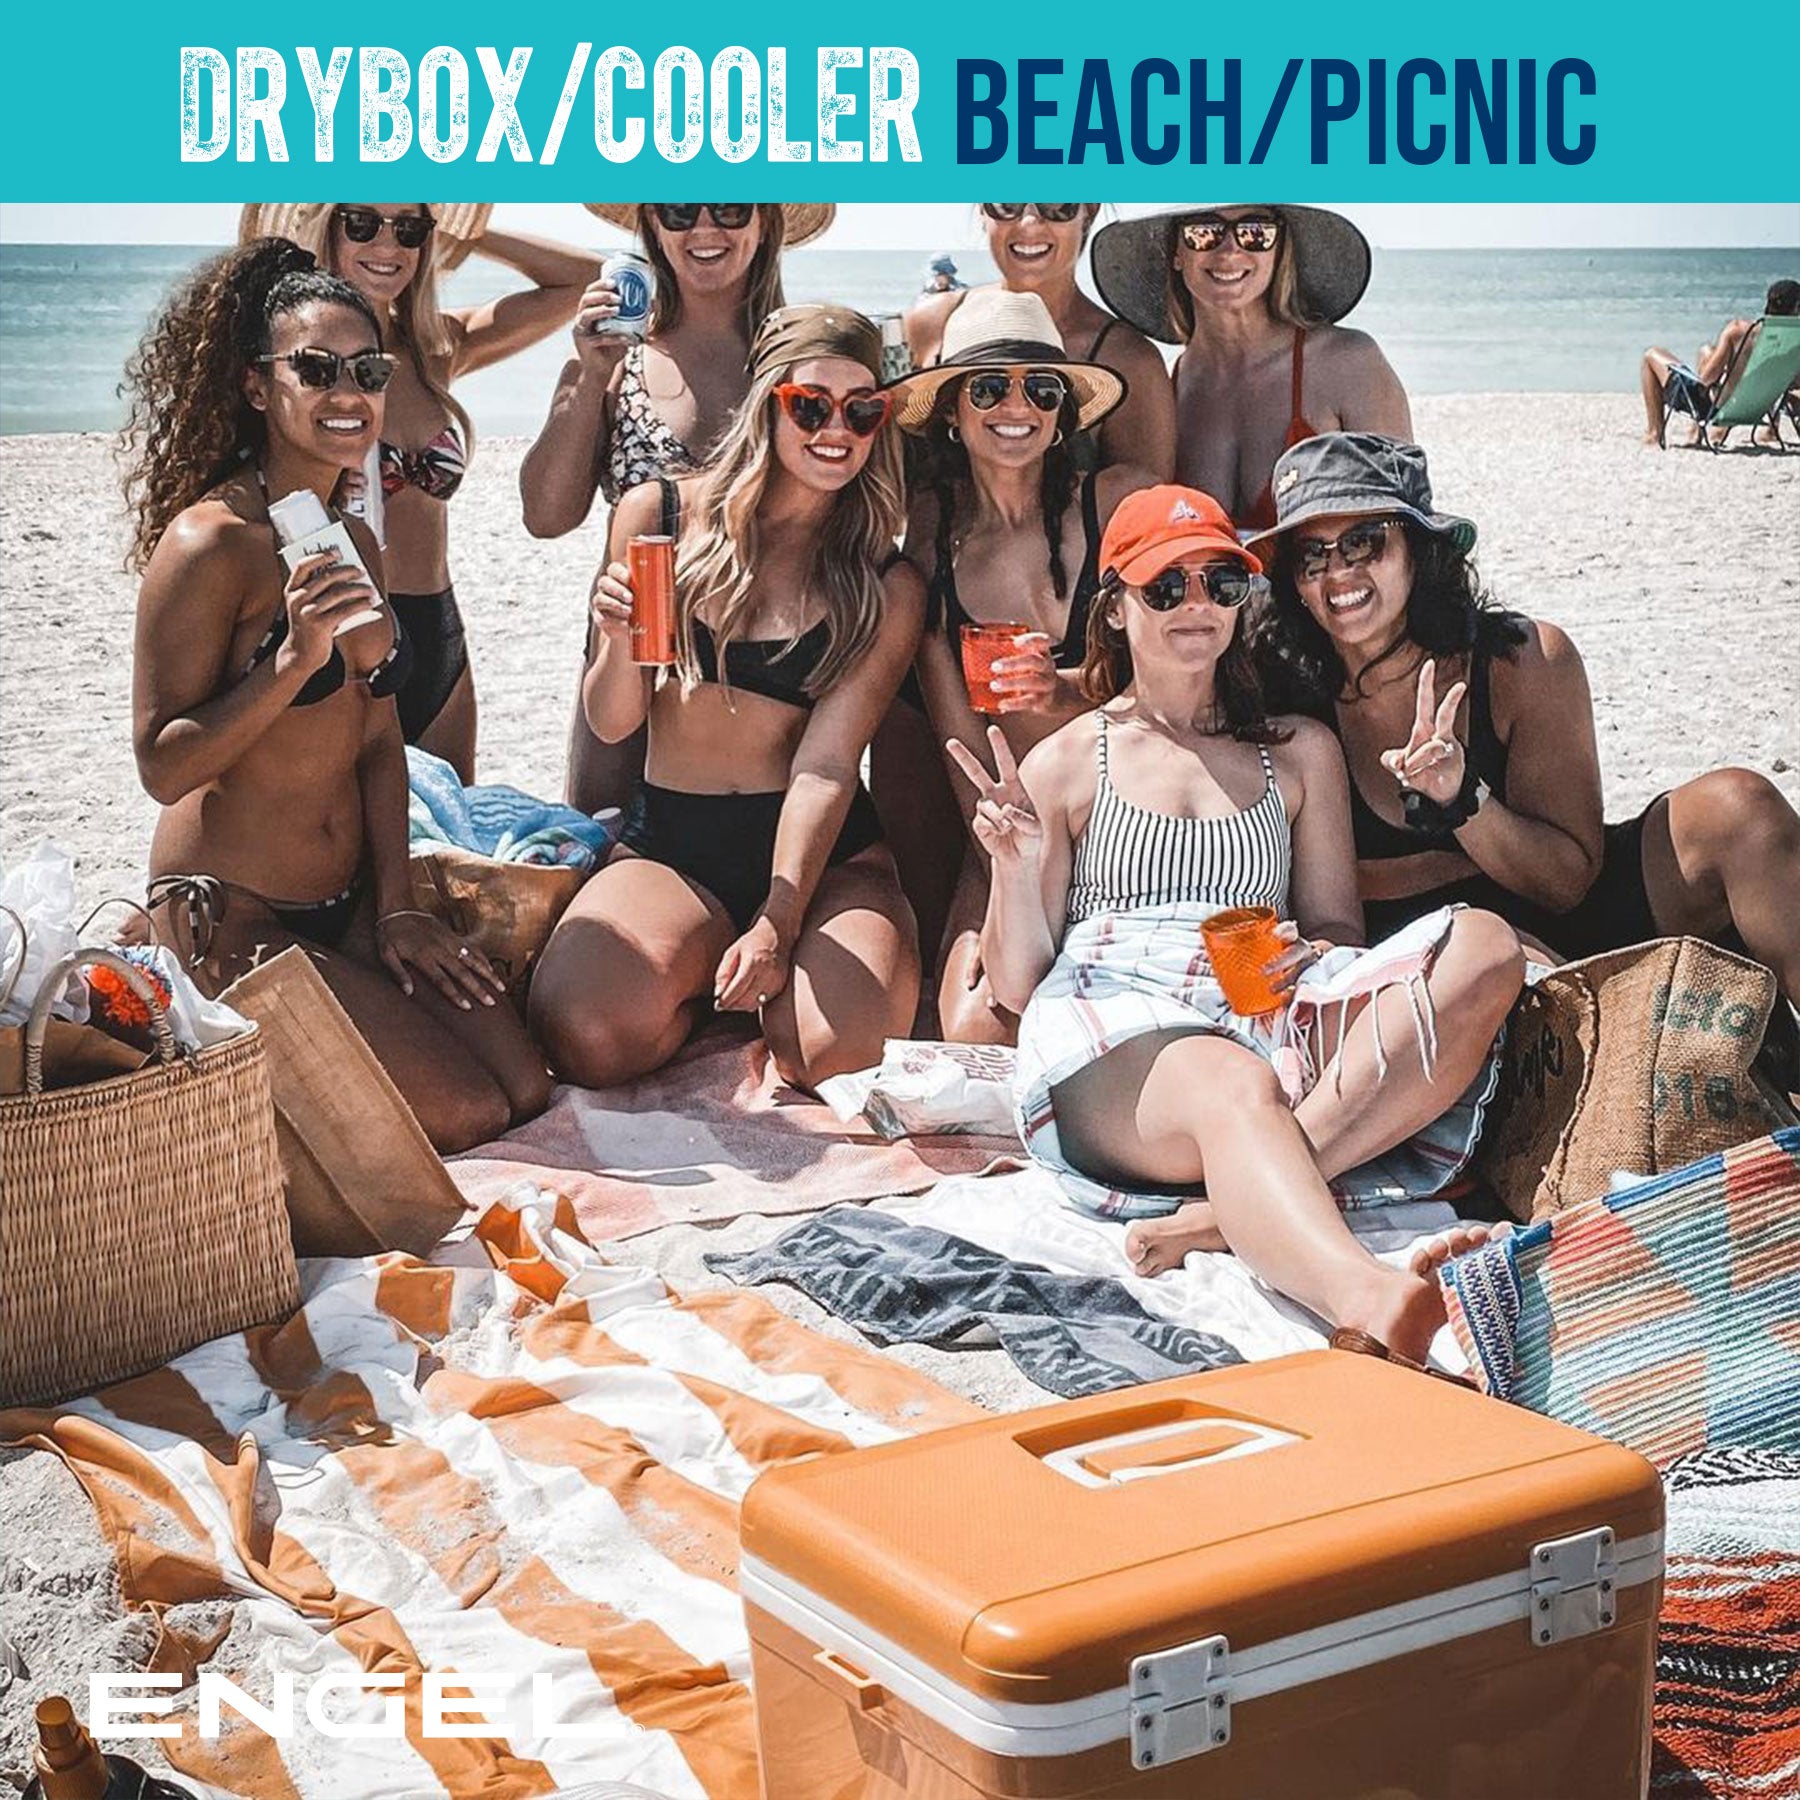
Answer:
[
  {"left": 0, "top": 1186, "right": 978, "bottom": 1800},
  {"left": 706, "top": 1210, "right": 1246, "bottom": 1398},
  {"left": 451, "top": 1022, "right": 1018, "bottom": 1243},
  {"left": 1653, "top": 1447, "right": 1800, "bottom": 1800},
  {"left": 1442, "top": 1127, "right": 1800, "bottom": 1467},
  {"left": 407, "top": 747, "right": 615, "bottom": 869}
]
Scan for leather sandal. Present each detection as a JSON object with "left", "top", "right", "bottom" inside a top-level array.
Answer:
[{"left": 1327, "top": 1326, "right": 1480, "bottom": 1391}]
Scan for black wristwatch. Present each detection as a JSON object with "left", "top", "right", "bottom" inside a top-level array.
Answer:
[{"left": 1403, "top": 767, "right": 1490, "bottom": 834}]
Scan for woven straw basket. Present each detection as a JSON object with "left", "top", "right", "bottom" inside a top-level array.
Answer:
[{"left": 0, "top": 946, "right": 299, "bottom": 1409}]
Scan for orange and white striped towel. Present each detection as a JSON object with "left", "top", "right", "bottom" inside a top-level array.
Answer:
[{"left": 0, "top": 1188, "right": 981, "bottom": 1799}]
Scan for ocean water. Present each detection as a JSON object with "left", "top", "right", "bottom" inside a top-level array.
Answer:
[{"left": 1, "top": 242, "right": 1794, "bottom": 437}]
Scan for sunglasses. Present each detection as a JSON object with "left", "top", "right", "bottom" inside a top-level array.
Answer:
[
  {"left": 256, "top": 348, "right": 397, "bottom": 394},
  {"left": 1291, "top": 518, "right": 1398, "bottom": 580},
  {"left": 981, "top": 203, "right": 1086, "bottom": 224},
  {"left": 774, "top": 383, "right": 891, "bottom": 438},
  {"left": 652, "top": 203, "right": 758, "bottom": 232},
  {"left": 1179, "top": 215, "right": 1282, "bottom": 254},
  {"left": 334, "top": 206, "right": 434, "bottom": 250},
  {"left": 1125, "top": 562, "right": 1264, "bottom": 611},
  {"left": 962, "top": 370, "right": 1069, "bottom": 414}
]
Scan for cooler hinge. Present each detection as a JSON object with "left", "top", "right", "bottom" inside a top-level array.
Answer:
[
  {"left": 1128, "top": 1633, "right": 1231, "bottom": 1768},
  {"left": 1529, "top": 1526, "right": 1619, "bottom": 1646}
]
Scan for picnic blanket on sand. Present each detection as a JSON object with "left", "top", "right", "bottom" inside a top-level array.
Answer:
[
  {"left": 450, "top": 1022, "right": 1016, "bottom": 1242},
  {"left": 0, "top": 1188, "right": 978, "bottom": 1800}
]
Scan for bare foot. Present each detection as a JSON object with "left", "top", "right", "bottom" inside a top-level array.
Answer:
[
  {"left": 1123, "top": 1200, "right": 1225, "bottom": 1276},
  {"left": 1349, "top": 1222, "right": 1512, "bottom": 1367}
]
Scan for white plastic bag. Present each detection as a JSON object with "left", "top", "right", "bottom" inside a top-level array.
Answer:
[
  {"left": 0, "top": 840, "right": 89, "bottom": 1028},
  {"left": 819, "top": 1039, "right": 1020, "bottom": 1141}
]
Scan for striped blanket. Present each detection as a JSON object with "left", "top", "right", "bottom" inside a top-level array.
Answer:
[{"left": 0, "top": 1189, "right": 978, "bottom": 1799}]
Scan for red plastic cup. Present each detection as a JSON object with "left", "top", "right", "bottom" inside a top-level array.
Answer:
[
  {"left": 1202, "top": 906, "right": 1288, "bottom": 1017},
  {"left": 627, "top": 535, "right": 677, "bottom": 666},
  {"left": 960, "top": 622, "right": 1029, "bottom": 716}
]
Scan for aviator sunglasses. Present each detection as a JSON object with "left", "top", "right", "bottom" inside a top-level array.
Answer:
[
  {"left": 334, "top": 206, "right": 435, "bottom": 250},
  {"left": 981, "top": 203, "right": 1086, "bottom": 223},
  {"left": 1117, "top": 562, "right": 1266, "bottom": 611},
  {"left": 1291, "top": 518, "right": 1398, "bottom": 581},
  {"left": 1179, "top": 215, "right": 1282, "bottom": 254},
  {"left": 652, "top": 203, "right": 758, "bottom": 232},
  {"left": 962, "top": 369, "right": 1069, "bottom": 414},
  {"left": 256, "top": 348, "right": 398, "bottom": 394},
  {"left": 774, "top": 383, "right": 892, "bottom": 437}
]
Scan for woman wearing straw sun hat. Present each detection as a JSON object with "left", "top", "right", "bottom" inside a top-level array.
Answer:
[
  {"left": 1092, "top": 204, "right": 1410, "bottom": 533},
  {"left": 241, "top": 203, "right": 597, "bottom": 784},
  {"left": 521, "top": 203, "right": 835, "bottom": 817},
  {"left": 882, "top": 288, "right": 1158, "bottom": 1041}
]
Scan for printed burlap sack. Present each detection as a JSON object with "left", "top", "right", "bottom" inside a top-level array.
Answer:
[
  {"left": 408, "top": 847, "right": 585, "bottom": 999},
  {"left": 1477, "top": 936, "right": 1798, "bottom": 1220}
]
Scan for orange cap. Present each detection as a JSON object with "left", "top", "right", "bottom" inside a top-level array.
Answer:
[{"left": 1100, "top": 485, "right": 1260, "bottom": 586}]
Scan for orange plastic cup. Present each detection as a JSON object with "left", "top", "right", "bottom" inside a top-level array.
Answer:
[
  {"left": 1202, "top": 906, "right": 1288, "bottom": 1016},
  {"left": 960, "top": 622, "right": 1028, "bottom": 716}
]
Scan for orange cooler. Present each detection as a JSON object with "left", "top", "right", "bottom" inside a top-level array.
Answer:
[{"left": 741, "top": 1352, "right": 1663, "bottom": 1799}]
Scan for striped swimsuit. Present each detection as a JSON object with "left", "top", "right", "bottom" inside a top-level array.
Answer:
[{"left": 1013, "top": 710, "right": 1500, "bottom": 1221}]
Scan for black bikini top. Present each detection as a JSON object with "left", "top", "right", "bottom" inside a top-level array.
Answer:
[{"left": 929, "top": 470, "right": 1104, "bottom": 670}]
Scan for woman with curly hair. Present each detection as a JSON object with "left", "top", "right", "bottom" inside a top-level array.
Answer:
[
  {"left": 883, "top": 288, "right": 1156, "bottom": 1040},
  {"left": 253, "top": 202, "right": 595, "bottom": 780},
  {"left": 521, "top": 203, "right": 832, "bottom": 817},
  {"left": 528, "top": 304, "right": 923, "bottom": 1092},
  {"left": 1248, "top": 432, "right": 1800, "bottom": 1063},
  {"left": 122, "top": 238, "right": 551, "bottom": 1152}
]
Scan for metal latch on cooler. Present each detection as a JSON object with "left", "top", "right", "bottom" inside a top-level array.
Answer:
[
  {"left": 1128, "top": 1634, "right": 1231, "bottom": 1767},
  {"left": 1529, "top": 1526, "right": 1619, "bottom": 1646}
]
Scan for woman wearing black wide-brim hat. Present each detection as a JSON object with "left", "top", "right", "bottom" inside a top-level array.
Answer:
[{"left": 1091, "top": 204, "right": 1411, "bottom": 534}]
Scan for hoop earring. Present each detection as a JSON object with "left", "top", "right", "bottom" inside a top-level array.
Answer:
[
  {"left": 1051, "top": 429, "right": 1064, "bottom": 446},
  {"left": 946, "top": 424, "right": 961, "bottom": 444}
]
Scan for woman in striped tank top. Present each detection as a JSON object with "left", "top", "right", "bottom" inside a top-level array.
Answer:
[{"left": 950, "top": 486, "right": 1524, "bottom": 1372}]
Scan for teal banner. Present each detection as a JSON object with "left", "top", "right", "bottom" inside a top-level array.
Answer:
[{"left": 3, "top": 1, "right": 1796, "bottom": 198}]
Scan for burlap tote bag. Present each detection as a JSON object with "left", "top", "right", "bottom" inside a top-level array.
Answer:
[
  {"left": 0, "top": 948, "right": 297, "bottom": 1409},
  {"left": 1477, "top": 936, "right": 1799, "bottom": 1221},
  {"left": 408, "top": 847, "right": 584, "bottom": 998},
  {"left": 222, "top": 948, "right": 467, "bottom": 1258}
]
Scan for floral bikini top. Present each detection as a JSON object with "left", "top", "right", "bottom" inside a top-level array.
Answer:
[
  {"left": 602, "top": 343, "right": 700, "bottom": 505},
  {"left": 378, "top": 423, "right": 466, "bottom": 502}
]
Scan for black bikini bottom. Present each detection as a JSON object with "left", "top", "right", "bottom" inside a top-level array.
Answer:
[
  {"left": 268, "top": 875, "right": 366, "bottom": 950},
  {"left": 391, "top": 587, "right": 468, "bottom": 742},
  {"left": 148, "top": 871, "right": 367, "bottom": 964},
  {"left": 618, "top": 782, "right": 883, "bottom": 932}
]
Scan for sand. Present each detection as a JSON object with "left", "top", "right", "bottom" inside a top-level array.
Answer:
[{"left": 0, "top": 396, "right": 1796, "bottom": 1787}]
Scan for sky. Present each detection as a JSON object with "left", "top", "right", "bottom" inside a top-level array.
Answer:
[{"left": 2, "top": 202, "right": 1796, "bottom": 251}]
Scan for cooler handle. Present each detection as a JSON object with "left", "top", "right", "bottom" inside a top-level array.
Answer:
[
  {"left": 813, "top": 1649, "right": 886, "bottom": 1713},
  {"left": 1042, "top": 1417, "right": 1300, "bottom": 1489}
]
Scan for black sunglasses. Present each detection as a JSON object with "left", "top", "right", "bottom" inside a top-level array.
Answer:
[
  {"left": 1125, "top": 562, "right": 1265, "bottom": 611},
  {"left": 1179, "top": 215, "right": 1282, "bottom": 254},
  {"left": 334, "top": 206, "right": 434, "bottom": 250},
  {"left": 652, "top": 203, "right": 758, "bottom": 232},
  {"left": 981, "top": 203, "right": 1086, "bottom": 224},
  {"left": 962, "top": 370, "right": 1069, "bottom": 414},
  {"left": 256, "top": 348, "right": 397, "bottom": 394},
  {"left": 1291, "top": 518, "right": 1399, "bottom": 580}
]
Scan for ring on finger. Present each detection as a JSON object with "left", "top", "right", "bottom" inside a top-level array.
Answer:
[{"left": 458, "top": 946, "right": 470, "bottom": 960}]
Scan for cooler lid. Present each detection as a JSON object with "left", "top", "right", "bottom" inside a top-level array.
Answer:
[{"left": 741, "top": 1353, "right": 1663, "bottom": 1712}]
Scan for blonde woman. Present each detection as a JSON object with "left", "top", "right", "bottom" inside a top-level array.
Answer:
[
  {"left": 1092, "top": 205, "right": 1410, "bottom": 531},
  {"left": 521, "top": 203, "right": 833, "bottom": 817},
  {"left": 529, "top": 306, "right": 923, "bottom": 1092},
  {"left": 246, "top": 202, "right": 595, "bottom": 780}
]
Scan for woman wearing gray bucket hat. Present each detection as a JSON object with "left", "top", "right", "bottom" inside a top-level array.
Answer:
[
  {"left": 1251, "top": 432, "right": 1800, "bottom": 1070},
  {"left": 1091, "top": 205, "right": 1409, "bottom": 532}
]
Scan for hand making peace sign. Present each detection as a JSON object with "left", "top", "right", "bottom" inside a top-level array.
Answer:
[
  {"left": 1380, "top": 658, "right": 1470, "bottom": 807},
  {"left": 946, "top": 725, "right": 1044, "bottom": 866}
]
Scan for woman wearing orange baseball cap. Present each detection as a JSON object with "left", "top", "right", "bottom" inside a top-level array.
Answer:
[{"left": 949, "top": 483, "right": 1522, "bottom": 1371}]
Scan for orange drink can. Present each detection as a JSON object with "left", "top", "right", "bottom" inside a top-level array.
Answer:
[
  {"left": 960, "top": 622, "right": 1028, "bottom": 715},
  {"left": 1201, "top": 905, "right": 1288, "bottom": 1016},
  {"left": 627, "top": 534, "right": 677, "bottom": 666}
]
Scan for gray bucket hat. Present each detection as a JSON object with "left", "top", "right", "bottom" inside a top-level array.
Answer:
[
  {"left": 1091, "top": 205, "right": 1372, "bottom": 345},
  {"left": 1243, "top": 433, "right": 1476, "bottom": 556}
]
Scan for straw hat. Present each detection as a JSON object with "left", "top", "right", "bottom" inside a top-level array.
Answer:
[
  {"left": 582, "top": 202, "right": 835, "bottom": 247},
  {"left": 1091, "top": 205, "right": 1372, "bottom": 345},
  {"left": 237, "top": 203, "right": 493, "bottom": 271},
  {"left": 884, "top": 289, "right": 1127, "bottom": 435}
]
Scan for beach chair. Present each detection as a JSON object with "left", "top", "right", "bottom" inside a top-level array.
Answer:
[{"left": 1660, "top": 313, "right": 1800, "bottom": 450}]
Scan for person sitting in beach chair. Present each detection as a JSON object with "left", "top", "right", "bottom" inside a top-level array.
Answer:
[
  {"left": 1640, "top": 278, "right": 1800, "bottom": 449},
  {"left": 957, "top": 484, "right": 1523, "bottom": 1327},
  {"left": 1249, "top": 432, "right": 1800, "bottom": 1081},
  {"left": 529, "top": 305, "right": 923, "bottom": 1094},
  {"left": 122, "top": 240, "right": 552, "bottom": 1152}
]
